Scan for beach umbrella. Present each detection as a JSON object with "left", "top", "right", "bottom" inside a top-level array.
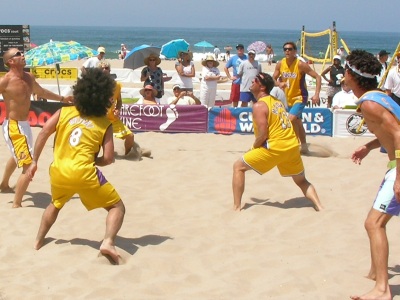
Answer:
[
  {"left": 123, "top": 45, "right": 161, "bottom": 70},
  {"left": 247, "top": 41, "right": 267, "bottom": 54},
  {"left": 161, "top": 39, "right": 189, "bottom": 59},
  {"left": 24, "top": 40, "right": 98, "bottom": 94},
  {"left": 194, "top": 40, "right": 214, "bottom": 53}
]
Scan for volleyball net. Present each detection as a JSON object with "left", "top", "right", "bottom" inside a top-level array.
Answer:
[{"left": 300, "top": 28, "right": 336, "bottom": 64}]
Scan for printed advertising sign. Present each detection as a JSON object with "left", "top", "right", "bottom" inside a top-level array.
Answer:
[
  {"left": 208, "top": 107, "right": 333, "bottom": 136},
  {"left": 0, "top": 25, "right": 30, "bottom": 73}
]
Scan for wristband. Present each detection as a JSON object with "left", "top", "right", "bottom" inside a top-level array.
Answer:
[
  {"left": 60, "top": 96, "right": 64, "bottom": 102},
  {"left": 395, "top": 150, "right": 400, "bottom": 159}
]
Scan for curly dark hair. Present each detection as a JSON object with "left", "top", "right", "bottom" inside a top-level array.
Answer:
[
  {"left": 345, "top": 49, "right": 382, "bottom": 91},
  {"left": 73, "top": 68, "right": 115, "bottom": 117}
]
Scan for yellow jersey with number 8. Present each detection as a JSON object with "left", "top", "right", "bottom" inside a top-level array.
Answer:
[{"left": 50, "top": 106, "right": 111, "bottom": 189}]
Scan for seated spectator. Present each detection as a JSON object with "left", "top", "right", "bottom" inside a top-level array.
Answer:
[
  {"left": 136, "top": 85, "right": 159, "bottom": 105},
  {"left": 163, "top": 84, "right": 201, "bottom": 105},
  {"left": 331, "top": 79, "right": 358, "bottom": 110}
]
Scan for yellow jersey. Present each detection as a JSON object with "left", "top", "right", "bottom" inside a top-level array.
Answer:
[
  {"left": 279, "top": 58, "right": 308, "bottom": 106},
  {"left": 255, "top": 95, "right": 298, "bottom": 150},
  {"left": 50, "top": 106, "right": 111, "bottom": 189},
  {"left": 106, "top": 82, "right": 122, "bottom": 122}
]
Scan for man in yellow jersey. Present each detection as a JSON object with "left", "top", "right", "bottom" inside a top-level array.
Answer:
[
  {"left": 347, "top": 50, "right": 398, "bottom": 300},
  {"left": 26, "top": 69, "right": 125, "bottom": 264},
  {"left": 99, "top": 61, "right": 134, "bottom": 155},
  {"left": 273, "top": 41, "right": 321, "bottom": 154},
  {"left": 0, "top": 48, "right": 73, "bottom": 207},
  {"left": 232, "top": 72, "right": 323, "bottom": 212}
]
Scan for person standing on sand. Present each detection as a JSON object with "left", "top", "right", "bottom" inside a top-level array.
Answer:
[
  {"left": 26, "top": 69, "right": 125, "bottom": 264},
  {"left": 232, "top": 72, "right": 323, "bottom": 212},
  {"left": 224, "top": 44, "right": 248, "bottom": 107},
  {"left": 348, "top": 49, "right": 398, "bottom": 300},
  {"left": 273, "top": 41, "right": 321, "bottom": 154},
  {"left": 0, "top": 48, "right": 72, "bottom": 207}
]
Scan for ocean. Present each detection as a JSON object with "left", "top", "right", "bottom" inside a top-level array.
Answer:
[{"left": 29, "top": 26, "right": 400, "bottom": 61}]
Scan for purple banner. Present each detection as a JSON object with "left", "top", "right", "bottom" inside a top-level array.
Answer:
[{"left": 120, "top": 104, "right": 208, "bottom": 133}]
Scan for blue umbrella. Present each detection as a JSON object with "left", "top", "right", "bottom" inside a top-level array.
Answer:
[
  {"left": 123, "top": 44, "right": 160, "bottom": 70},
  {"left": 161, "top": 39, "right": 189, "bottom": 59},
  {"left": 194, "top": 40, "right": 214, "bottom": 53}
]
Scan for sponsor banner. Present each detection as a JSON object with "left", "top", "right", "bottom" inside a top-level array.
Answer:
[
  {"left": 0, "top": 25, "right": 30, "bottom": 72},
  {"left": 208, "top": 107, "right": 333, "bottom": 136},
  {"left": 31, "top": 67, "right": 78, "bottom": 80},
  {"left": 120, "top": 104, "right": 208, "bottom": 133},
  {"left": 0, "top": 100, "right": 68, "bottom": 127},
  {"left": 332, "top": 109, "right": 374, "bottom": 137}
]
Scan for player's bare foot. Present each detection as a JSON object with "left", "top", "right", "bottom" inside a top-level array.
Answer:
[
  {"left": 0, "top": 185, "right": 14, "bottom": 193},
  {"left": 34, "top": 239, "right": 45, "bottom": 250},
  {"left": 233, "top": 204, "right": 241, "bottom": 211},
  {"left": 100, "top": 242, "right": 120, "bottom": 264},
  {"left": 12, "top": 203, "right": 22, "bottom": 208},
  {"left": 312, "top": 202, "right": 324, "bottom": 212},
  {"left": 350, "top": 286, "right": 391, "bottom": 300}
]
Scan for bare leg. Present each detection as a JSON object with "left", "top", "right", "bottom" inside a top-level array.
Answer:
[
  {"left": 100, "top": 200, "right": 125, "bottom": 264},
  {"left": 232, "top": 159, "right": 251, "bottom": 211},
  {"left": 0, "top": 157, "right": 17, "bottom": 192},
  {"left": 327, "top": 96, "right": 333, "bottom": 108},
  {"left": 124, "top": 134, "right": 134, "bottom": 155},
  {"left": 232, "top": 101, "right": 238, "bottom": 108},
  {"left": 12, "top": 164, "right": 32, "bottom": 208},
  {"left": 240, "top": 101, "right": 248, "bottom": 107},
  {"left": 34, "top": 203, "right": 60, "bottom": 250},
  {"left": 350, "top": 209, "right": 392, "bottom": 300},
  {"left": 289, "top": 114, "right": 308, "bottom": 153},
  {"left": 291, "top": 173, "right": 323, "bottom": 211}
]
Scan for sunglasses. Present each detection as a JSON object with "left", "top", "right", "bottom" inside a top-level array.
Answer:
[
  {"left": 145, "top": 89, "right": 153, "bottom": 92},
  {"left": 102, "top": 67, "right": 110, "bottom": 70},
  {"left": 148, "top": 59, "right": 156, "bottom": 62},
  {"left": 283, "top": 47, "right": 294, "bottom": 52},
  {"left": 10, "top": 51, "right": 23, "bottom": 59}
]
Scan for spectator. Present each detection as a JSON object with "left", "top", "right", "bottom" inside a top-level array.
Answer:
[
  {"left": 214, "top": 45, "right": 221, "bottom": 60},
  {"left": 224, "top": 44, "right": 248, "bottom": 107},
  {"left": 164, "top": 84, "right": 201, "bottom": 105},
  {"left": 384, "top": 52, "right": 400, "bottom": 106},
  {"left": 120, "top": 44, "right": 127, "bottom": 59},
  {"left": 81, "top": 46, "right": 106, "bottom": 75},
  {"left": 237, "top": 49, "right": 261, "bottom": 107},
  {"left": 321, "top": 55, "right": 345, "bottom": 108},
  {"left": 377, "top": 50, "right": 390, "bottom": 87},
  {"left": 200, "top": 55, "right": 221, "bottom": 107},
  {"left": 266, "top": 44, "right": 274, "bottom": 66},
  {"left": 331, "top": 78, "right": 357, "bottom": 110},
  {"left": 140, "top": 53, "right": 164, "bottom": 99},
  {"left": 136, "top": 85, "right": 159, "bottom": 105},
  {"left": 175, "top": 51, "right": 195, "bottom": 92}
]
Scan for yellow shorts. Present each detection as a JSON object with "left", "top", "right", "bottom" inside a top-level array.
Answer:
[
  {"left": 243, "top": 145, "right": 304, "bottom": 176},
  {"left": 51, "top": 182, "right": 121, "bottom": 210},
  {"left": 111, "top": 119, "right": 133, "bottom": 139},
  {"left": 2, "top": 119, "right": 33, "bottom": 167}
]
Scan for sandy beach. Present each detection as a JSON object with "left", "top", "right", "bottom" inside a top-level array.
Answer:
[{"left": 1, "top": 125, "right": 400, "bottom": 299}]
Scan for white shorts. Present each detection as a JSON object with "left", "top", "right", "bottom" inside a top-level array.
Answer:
[
  {"left": 373, "top": 167, "right": 400, "bottom": 216},
  {"left": 2, "top": 119, "right": 33, "bottom": 167}
]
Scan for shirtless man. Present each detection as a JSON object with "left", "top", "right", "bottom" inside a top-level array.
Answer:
[
  {"left": 273, "top": 41, "right": 321, "bottom": 153},
  {"left": 348, "top": 49, "right": 398, "bottom": 300},
  {"left": 0, "top": 48, "right": 72, "bottom": 207}
]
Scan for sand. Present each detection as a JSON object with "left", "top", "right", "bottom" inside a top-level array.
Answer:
[{"left": 1, "top": 126, "right": 400, "bottom": 299}]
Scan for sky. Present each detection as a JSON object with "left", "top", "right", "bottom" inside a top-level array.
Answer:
[{"left": 2, "top": 0, "right": 398, "bottom": 33}]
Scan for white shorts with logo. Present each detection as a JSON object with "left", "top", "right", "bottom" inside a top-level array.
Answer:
[{"left": 373, "top": 167, "right": 400, "bottom": 216}]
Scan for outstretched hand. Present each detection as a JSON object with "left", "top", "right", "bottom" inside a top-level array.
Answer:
[
  {"left": 26, "top": 162, "right": 38, "bottom": 180},
  {"left": 351, "top": 146, "right": 369, "bottom": 165}
]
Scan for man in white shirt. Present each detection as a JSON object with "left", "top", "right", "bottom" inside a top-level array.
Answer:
[
  {"left": 384, "top": 52, "right": 400, "bottom": 105},
  {"left": 331, "top": 78, "right": 357, "bottom": 110},
  {"left": 165, "top": 84, "right": 201, "bottom": 105},
  {"left": 81, "top": 46, "right": 106, "bottom": 75}
]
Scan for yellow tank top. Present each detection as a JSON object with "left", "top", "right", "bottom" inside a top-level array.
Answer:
[
  {"left": 106, "top": 82, "right": 122, "bottom": 122},
  {"left": 254, "top": 95, "right": 299, "bottom": 150},
  {"left": 50, "top": 106, "right": 111, "bottom": 188},
  {"left": 279, "top": 58, "right": 308, "bottom": 106}
]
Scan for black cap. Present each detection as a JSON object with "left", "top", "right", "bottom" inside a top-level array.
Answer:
[
  {"left": 379, "top": 50, "right": 390, "bottom": 57},
  {"left": 236, "top": 44, "right": 244, "bottom": 49}
]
